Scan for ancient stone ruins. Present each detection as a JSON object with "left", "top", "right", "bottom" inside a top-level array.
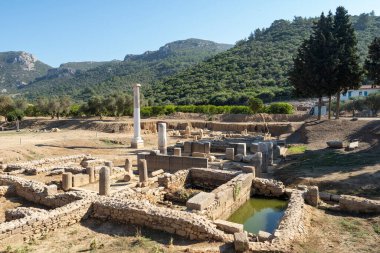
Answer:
[{"left": 1, "top": 85, "right": 379, "bottom": 253}]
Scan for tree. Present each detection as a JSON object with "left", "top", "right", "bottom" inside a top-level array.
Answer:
[
  {"left": 289, "top": 12, "right": 336, "bottom": 120},
  {"left": 365, "top": 92, "right": 380, "bottom": 116},
  {"left": 248, "top": 97, "right": 264, "bottom": 114},
  {"left": 365, "top": 37, "right": 380, "bottom": 88},
  {"left": 333, "top": 6, "right": 362, "bottom": 119},
  {"left": 0, "top": 95, "right": 15, "bottom": 116}
]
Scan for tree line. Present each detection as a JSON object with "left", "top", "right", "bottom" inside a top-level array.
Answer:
[{"left": 289, "top": 6, "right": 380, "bottom": 120}]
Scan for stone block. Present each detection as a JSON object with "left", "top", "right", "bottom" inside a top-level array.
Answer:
[
  {"left": 327, "top": 140, "right": 344, "bottom": 149},
  {"left": 242, "top": 166, "right": 255, "bottom": 177},
  {"left": 258, "top": 230, "right": 272, "bottom": 241},
  {"left": 72, "top": 174, "right": 90, "bottom": 187},
  {"left": 192, "top": 152, "right": 207, "bottom": 158},
  {"left": 250, "top": 143, "right": 260, "bottom": 153},
  {"left": 225, "top": 148, "right": 234, "bottom": 160},
  {"left": 173, "top": 147, "right": 182, "bottom": 156},
  {"left": 204, "top": 142, "right": 211, "bottom": 154},
  {"left": 186, "top": 192, "right": 215, "bottom": 210},
  {"left": 236, "top": 143, "right": 246, "bottom": 156},
  {"left": 234, "top": 154, "right": 244, "bottom": 162},
  {"left": 156, "top": 155, "right": 170, "bottom": 170},
  {"left": 348, "top": 141, "right": 359, "bottom": 150},
  {"left": 234, "top": 232, "right": 249, "bottom": 252},
  {"left": 184, "top": 141, "right": 192, "bottom": 153},
  {"left": 214, "top": 220, "right": 243, "bottom": 233},
  {"left": 145, "top": 155, "right": 158, "bottom": 171},
  {"left": 190, "top": 157, "right": 208, "bottom": 168}
]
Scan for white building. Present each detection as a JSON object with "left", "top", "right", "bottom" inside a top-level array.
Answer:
[{"left": 340, "top": 85, "right": 379, "bottom": 101}]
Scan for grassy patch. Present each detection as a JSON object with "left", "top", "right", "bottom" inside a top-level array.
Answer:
[
  {"left": 339, "top": 218, "right": 369, "bottom": 239},
  {"left": 287, "top": 145, "right": 307, "bottom": 155},
  {"left": 4, "top": 245, "right": 31, "bottom": 253},
  {"left": 372, "top": 224, "right": 380, "bottom": 235}
]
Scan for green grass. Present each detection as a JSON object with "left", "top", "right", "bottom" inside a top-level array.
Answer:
[
  {"left": 339, "top": 218, "right": 369, "bottom": 239},
  {"left": 287, "top": 145, "right": 307, "bottom": 155},
  {"left": 373, "top": 224, "right": 380, "bottom": 235}
]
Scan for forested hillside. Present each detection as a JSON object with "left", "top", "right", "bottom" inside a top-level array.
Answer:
[
  {"left": 0, "top": 51, "right": 51, "bottom": 92},
  {"left": 20, "top": 39, "right": 232, "bottom": 101},
  {"left": 150, "top": 13, "right": 380, "bottom": 105}
]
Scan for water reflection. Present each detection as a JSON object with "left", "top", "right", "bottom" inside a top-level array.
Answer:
[{"left": 227, "top": 198, "right": 287, "bottom": 234}]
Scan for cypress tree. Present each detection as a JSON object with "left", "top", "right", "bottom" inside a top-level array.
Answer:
[
  {"left": 333, "top": 6, "right": 362, "bottom": 119},
  {"left": 365, "top": 37, "right": 380, "bottom": 87}
]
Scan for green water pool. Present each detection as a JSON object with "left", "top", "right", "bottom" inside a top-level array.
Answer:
[{"left": 227, "top": 198, "right": 288, "bottom": 234}]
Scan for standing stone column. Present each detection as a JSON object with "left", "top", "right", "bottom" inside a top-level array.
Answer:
[
  {"left": 173, "top": 147, "right": 182, "bottom": 156},
  {"left": 124, "top": 158, "right": 133, "bottom": 182},
  {"left": 199, "top": 129, "right": 204, "bottom": 139},
  {"left": 86, "top": 167, "right": 96, "bottom": 183},
  {"left": 99, "top": 167, "right": 110, "bottom": 196},
  {"left": 185, "top": 125, "right": 191, "bottom": 136},
  {"left": 258, "top": 143, "right": 268, "bottom": 173},
  {"left": 266, "top": 142, "right": 274, "bottom": 165},
  {"left": 139, "top": 159, "right": 148, "bottom": 186},
  {"left": 158, "top": 123, "right": 167, "bottom": 155},
  {"left": 62, "top": 172, "right": 72, "bottom": 191},
  {"left": 131, "top": 83, "right": 144, "bottom": 148}
]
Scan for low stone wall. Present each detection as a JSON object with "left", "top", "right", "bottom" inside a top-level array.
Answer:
[
  {"left": 202, "top": 173, "right": 254, "bottom": 220},
  {"left": 190, "top": 168, "right": 239, "bottom": 190},
  {"left": 251, "top": 178, "right": 286, "bottom": 197},
  {"left": 339, "top": 195, "right": 380, "bottom": 213},
  {"left": 249, "top": 189, "right": 309, "bottom": 252},
  {"left": 91, "top": 197, "right": 232, "bottom": 242},
  {"left": 140, "top": 153, "right": 208, "bottom": 173},
  {"left": 220, "top": 113, "right": 313, "bottom": 123},
  {"left": 5, "top": 207, "right": 48, "bottom": 221},
  {"left": 0, "top": 175, "right": 84, "bottom": 208},
  {"left": 0, "top": 185, "right": 15, "bottom": 196},
  {"left": 6, "top": 155, "right": 88, "bottom": 174},
  {"left": 0, "top": 198, "right": 93, "bottom": 244}
]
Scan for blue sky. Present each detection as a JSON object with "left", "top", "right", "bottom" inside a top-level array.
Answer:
[{"left": 1, "top": 0, "right": 379, "bottom": 67}]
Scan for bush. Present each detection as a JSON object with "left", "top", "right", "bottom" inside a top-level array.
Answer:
[
  {"left": 248, "top": 97, "right": 264, "bottom": 113},
  {"left": 266, "top": 102, "right": 294, "bottom": 114},
  {"left": 141, "top": 107, "right": 153, "bottom": 117},
  {"left": 6, "top": 109, "right": 24, "bottom": 122},
  {"left": 229, "top": 106, "right": 252, "bottom": 114}
]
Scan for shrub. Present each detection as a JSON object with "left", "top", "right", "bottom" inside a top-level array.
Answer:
[
  {"left": 229, "top": 106, "right": 252, "bottom": 114},
  {"left": 248, "top": 97, "right": 264, "bottom": 113},
  {"left": 6, "top": 109, "right": 24, "bottom": 122},
  {"left": 141, "top": 107, "right": 153, "bottom": 117},
  {"left": 266, "top": 102, "right": 294, "bottom": 114}
]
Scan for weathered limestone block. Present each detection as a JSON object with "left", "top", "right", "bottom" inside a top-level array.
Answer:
[
  {"left": 339, "top": 195, "right": 380, "bottom": 213},
  {"left": 327, "top": 140, "right": 344, "bottom": 149},
  {"left": 86, "top": 167, "right": 96, "bottom": 183},
  {"left": 204, "top": 142, "right": 211, "bottom": 154},
  {"left": 250, "top": 143, "right": 260, "bottom": 153},
  {"left": 304, "top": 186, "right": 319, "bottom": 207},
  {"left": 99, "top": 167, "right": 110, "bottom": 196},
  {"left": 266, "top": 142, "right": 274, "bottom": 165},
  {"left": 151, "top": 169, "right": 164, "bottom": 177},
  {"left": 258, "top": 143, "right": 268, "bottom": 173},
  {"left": 125, "top": 158, "right": 132, "bottom": 173},
  {"left": 214, "top": 220, "right": 243, "bottom": 234},
  {"left": 139, "top": 159, "right": 148, "bottom": 186},
  {"left": 184, "top": 141, "right": 192, "bottom": 154},
  {"left": 242, "top": 166, "right": 256, "bottom": 177},
  {"left": 192, "top": 152, "right": 207, "bottom": 158},
  {"left": 225, "top": 148, "right": 234, "bottom": 160},
  {"left": 236, "top": 143, "right": 246, "bottom": 156},
  {"left": 72, "top": 174, "right": 90, "bottom": 187},
  {"left": 348, "top": 141, "right": 359, "bottom": 150},
  {"left": 186, "top": 192, "right": 216, "bottom": 211},
  {"left": 257, "top": 230, "right": 272, "bottom": 242},
  {"left": 273, "top": 145, "right": 281, "bottom": 159},
  {"left": 173, "top": 147, "right": 182, "bottom": 156},
  {"left": 43, "top": 184, "right": 57, "bottom": 196},
  {"left": 234, "top": 232, "right": 249, "bottom": 252},
  {"left": 62, "top": 172, "right": 73, "bottom": 191}
]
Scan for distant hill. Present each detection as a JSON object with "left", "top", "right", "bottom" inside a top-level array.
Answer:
[
  {"left": 150, "top": 13, "right": 380, "bottom": 105},
  {"left": 20, "top": 39, "right": 233, "bottom": 101},
  {"left": 0, "top": 51, "right": 51, "bottom": 92},
  {"left": 59, "top": 61, "right": 117, "bottom": 71}
]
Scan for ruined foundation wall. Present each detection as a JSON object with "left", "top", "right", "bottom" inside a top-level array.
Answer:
[
  {"left": 203, "top": 173, "right": 253, "bottom": 220},
  {"left": 0, "top": 199, "right": 92, "bottom": 244},
  {"left": 92, "top": 198, "right": 232, "bottom": 242},
  {"left": 339, "top": 195, "right": 380, "bottom": 213},
  {"left": 158, "top": 170, "right": 190, "bottom": 189},
  {"left": 190, "top": 168, "right": 239, "bottom": 189}
]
